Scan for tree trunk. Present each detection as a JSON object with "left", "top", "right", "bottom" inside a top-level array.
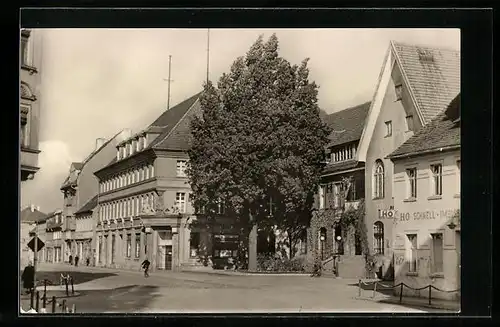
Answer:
[{"left": 248, "top": 213, "right": 258, "bottom": 272}]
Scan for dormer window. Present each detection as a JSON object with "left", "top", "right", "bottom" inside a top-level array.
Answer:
[
  {"left": 142, "top": 136, "right": 148, "bottom": 148},
  {"left": 117, "top": 148, "right": 121, "bottom": 160},
  {"left": 395, "top": 84, "right": 403, "bottom": 101}
]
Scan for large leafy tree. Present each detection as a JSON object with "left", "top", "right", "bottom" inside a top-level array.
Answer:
[{"left": 188, "top": 34, "right": 331, "bottom": 270}]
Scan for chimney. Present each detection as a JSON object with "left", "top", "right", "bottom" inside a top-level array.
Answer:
[
  {"left": 30, "top": 204, "right": 35, "bottom": 212},
  {"left": 95, "top": 138, "right": 107, "bottom": 151}
]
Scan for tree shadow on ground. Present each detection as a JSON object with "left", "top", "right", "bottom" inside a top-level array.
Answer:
[{"left": 20, "top": 271, "right": 117, "bottom": 285}]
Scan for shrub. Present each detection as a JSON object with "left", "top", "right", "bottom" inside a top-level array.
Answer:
[{"left": 256, "top": 254, "right": 306, "bottom": 272}]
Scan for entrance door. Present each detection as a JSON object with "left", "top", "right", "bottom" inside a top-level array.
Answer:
[
  {"left": 165, "top": 245, "right": 172, "bottom": 270},
  {"left": 157, "top": 246, "right": 166, "bottom": 270}
]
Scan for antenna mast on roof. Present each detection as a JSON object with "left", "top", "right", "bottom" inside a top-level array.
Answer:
[{"left": 163, "top": 55, "right": 174, "bottom": 110}]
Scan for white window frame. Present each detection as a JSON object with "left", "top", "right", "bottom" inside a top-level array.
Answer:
[
  {"left": 175, "top": 192, "right": 186, "bottom": 213},
  {"left": 385, "top": 121, "right": 392, "bottom": 137},
  {"left": 430, "top": 164, "right": 443, "bottom": 196},
  {"left": 430, "top": 233, "right": 444, "bottom": 275},
  {"left": 373, "top": 221, "right": 384, "bottom": 255},
  {"left": 406, "top": 167, "right": 417, "bottom": 199},
  {"left": 176, "top": 160, "right": 187, "bottom": 177},
  {"left": 373, "top": 160, "right": 385, "bottom": 199},
  {"left": 406, "top": 233, "right": 418, "bottom": 273}
]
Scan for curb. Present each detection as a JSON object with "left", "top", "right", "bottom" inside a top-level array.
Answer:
[{"left": 355, "top": 296, "right": 460, "bottom": 312}]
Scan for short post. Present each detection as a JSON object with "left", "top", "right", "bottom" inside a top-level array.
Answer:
[
  {"left": 35, "top": 291, "right": 40, "bottom": 312},
  {"left": 65, "top": 278, "right": 69, "bottom": 297},
  {"left": 30, "top": 289, "right": 34, "bottom": 309},
  {"left": 71, "top": 277, "right": 74, "bottom": 295},
  {"left": 358, "top": 279, "right": 361, "bottom": 297},
  {"left": 399, "top": 283, "right": 403, "bottom": 303},
  {"left": 43, "top": 279, "right": 47, "bottom": 303},
  {"left": 428, "top": 285, "right": 432, "bottom": 305},
  {"left": 43, "top": 290, "right": 46, "bottom": 309},
  {"left": 72, "top": 303, "right": 76, "bottom": 313},
  {"left": 61, "top": 299, "right": 66, "bottom": 313},
  {"left": 373, "top": 281, "right": 377, "bottom": 298},
  {"left": 51, "top": 296, "right": 56, "bottom": 313}
]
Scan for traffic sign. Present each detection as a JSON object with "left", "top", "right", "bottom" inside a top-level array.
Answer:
[{"left": 27, "top": 237, "right": 45, "bottom": 252}]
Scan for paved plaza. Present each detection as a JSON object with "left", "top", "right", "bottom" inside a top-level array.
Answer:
[{"left": 19, "top": 263, "right": 457, "bottom": 314}]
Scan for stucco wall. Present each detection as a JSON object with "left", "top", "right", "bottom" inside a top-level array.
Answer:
[{"left": 392, "top": 150, "right": 460, "bottom": 300}]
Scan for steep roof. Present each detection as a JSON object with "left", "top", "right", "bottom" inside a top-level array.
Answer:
[
  {"left": 392, "top": 41, "right": 460, "bottom": 125},
  {"left": 388, "top": 94, "right": 460, "bottom": 159},
  {"left": 325, "top": 102, "right": 371, "bottom": 147},
  {"left": 74, "top": 195, "right": 98, "bottom": 215},
  {"left": 20, "top": 207, "right": 47, "bottom": 223},
  {"left": 72, "top": 162, "right": 84, "bottom": 170},
  {"left": 322, "top": 159, "right": 364, "bottom": 176}
]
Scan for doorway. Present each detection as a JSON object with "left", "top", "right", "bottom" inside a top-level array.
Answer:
[{"left": 157, "top": 245, "right": 173, "bottom": 270}]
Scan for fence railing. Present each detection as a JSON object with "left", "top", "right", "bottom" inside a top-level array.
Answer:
[
  {"left": 24, "top": 276, "right": 77, "bottom": 314},
  {"left": 358, "top": 279, "right": 460, "bottom": 306}
]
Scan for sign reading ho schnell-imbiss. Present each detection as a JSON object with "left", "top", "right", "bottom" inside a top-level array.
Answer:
[{"left": 379, "top": 208, "right": 458, "bottom": 223}]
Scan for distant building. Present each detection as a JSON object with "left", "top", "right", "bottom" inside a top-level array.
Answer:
[
  {"left": 59, "top": 135, "right": 124, "bottom": 264},
  {"left": 356, "top": 41, "right": 460, "bottom": 280},
  {"left": 20, "top": 29, "right": 43, "bottom": 182},
  {"left": 94, "top": 93, "right": 204, "bottom": 272},
  {"left": 44, "top": 210, "right": 64, "bottom": 263},
  {"left": 311, "top": 102, "right": 370, "bottom": 277},
  {"left": 73, "top": 195, "right": 98, "bottom": 265},
  {"left": 20, "top": 205, "right": 46, "bottom": 267},
  {"left": 388, "top": 94, "right": 460, "bottom": 300}
]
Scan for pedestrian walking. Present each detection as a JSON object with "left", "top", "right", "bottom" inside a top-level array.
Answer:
[
  {"left": 141, "top": 258, "right": 150, "bottom": 278},
  {"left": 69, "top": 255, "right": 73, "bottom": 265},
  {"left": 75, "top": 255, "right": 79, "bottom": 267},
  {"left": 21, "top": 261, "right": 35, "bottom": 294}
]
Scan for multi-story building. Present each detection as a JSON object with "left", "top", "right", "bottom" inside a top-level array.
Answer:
[
  {"left": 60, "top": 134, "right": 126, "bottom": 264},
  {"left": 94, "top": 93, "right": 205, "bottom": 272},
  {"left": 20, "top": 29, "right": 43, "bottom": 182},
  {"left": 311, "top": 102, "right": 370, "bottom": 277},
  {"left": 356, "top": 41, "right": 460, "bottom": 280},
  {"left": 44, "top": 210, "right": 64, "bottom": 264},
  {"left": 388, "top": 94, "right": 460, "bottom": 300},
  {"left": 73, "top": 195, "right": 98, "bottom": 266},
  {"left": 20, "top": 205, "right": 46, "bottom": 267}
]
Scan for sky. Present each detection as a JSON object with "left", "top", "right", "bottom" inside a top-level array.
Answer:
[{"left": 20, "top": 28, "right": 460, "bottom": 213}]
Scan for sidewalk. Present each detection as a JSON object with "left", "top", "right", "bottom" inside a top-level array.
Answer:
[{"left": 356, "top": 294, "right": 460, "bottom": 312}]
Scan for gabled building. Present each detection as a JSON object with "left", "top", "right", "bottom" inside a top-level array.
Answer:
[
  {"left": 20, "top": 205, "right": 46, "bottom": 267},
  {"left": 60, "top": 133, "right": 126, "bottom": 264},
  {"left": 20, "top": 29, "right": 43, "bottom": 181},
  {"left": 73, "top": 195, "right": 98, "bottom": 266},
  {"left": 44, "top": 210, "right": 64, "bottom": 263},
  {"left": 388, "top": 94, "right": 460, "bottom": 300},
  {"left": 310, "top": 101, "right": 370, "bottom": 277},
  {"left": 356, "top": 41, "right": 460, "bottom": 280},
  {"left": 94, "top": 93, "right": 204, "bottom": 272}
]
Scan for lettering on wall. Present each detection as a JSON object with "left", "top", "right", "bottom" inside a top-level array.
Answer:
[
  {"left": 379, "top": 209, "right": 457, "bottom": 223},
  {"left": 395, "top": 255, "right": 405, "bottom": 266}
]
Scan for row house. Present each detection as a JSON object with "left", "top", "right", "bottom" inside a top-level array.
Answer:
[
  {"left": 20, "top": 205, "right": 46, "bottom": 267},
  {"left": 20, "top": 29, "right": 43, "bottom": 181},
  {"left": 60, "top": 134, "right": 125, "bottom": 263},
  {"left": 44, "top": 210, "right": 64, "bottom": 264},
  {"left": 311, "top": 102, "right": 370, "bottom": 277},
  {"left": 73, "top": 195, "right": 98, "bottom": 265},
  {"left": 94, "top": 93, "right": 208, "bottom": 272},
  {"left": 388, "top": 94, "right": 460, "bottom": 300},
  {"left": 356, "top": 41, "right": 460, "bottom": 280}
]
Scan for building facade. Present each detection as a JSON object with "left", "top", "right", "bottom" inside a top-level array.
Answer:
[
  {"left": 356, "top": 41, "right": 460, "bottom": 280},
  {"left": 60, "top": 135, "right": 126, "bottom": 264},
  {"left": 310, "top": 102, "right": 370, "bottom": 277},
  {"left": 20, "top": 29, "right": 43, "bottom": 182},
  {"left": 73, "top": 195, "right": 98, "bottom": 266},
  {"left": 388, "top": 94, "right": 460, "bottom": 300},
  {"left": 44, "top": 210, "right": 64, "bottom": 264},
  {"left": 94, "top": 93, "right": 207, "bottom": 272},
  {"left": 20, "top": 205, "right": 46, "bottom": 267}
]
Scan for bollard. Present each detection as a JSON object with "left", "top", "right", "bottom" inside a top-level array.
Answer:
[
  {"left": 61, "top": 299, "right": 66, "bottom": 313},
  {"left": 44, "top": 279, "right": 47, "bottom": 302},
  {"left": 35, "top": 291, "right": 40, "bottom": 312},
  {"left": 72, "top": 303, "right": 76, "bottom": 313},
  {"left": 65, "top": 278, "right": 69, "bottom": 297},
  {"left": 428, "top": 285, "right": 432, "bottom": 305},
  {"left": 373, "top": 281, "right": 377, "bottom": 298},
  {"left": 30, "top": 289, "right": 34, "bottom": 309},
  {"left": 399, "top": 283, "right": 403, "bottom": 303},
  {"left": 51, "top": 296, "right": 56, "bottom": 313},
  {"left": 358, "top": 279, "right": 361, "bottom": 297},
  {"left": 71, "top": 277, "right": 74, "bottom": 295},
  {"left": 43, "top": 291, "right": 46, "bottom": 309}
]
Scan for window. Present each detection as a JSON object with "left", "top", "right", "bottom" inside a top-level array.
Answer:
[
  {"left": 98, "top": 236, "right": 103, "bottom": 263},
  {"left": 21, "top": 36, "right": 28, "bottom": 65},
  {"left": 406, "top": 115, "right": 414, "bottom": 131},
  {"left": 175, "top": 192, "right": 186, "bottom": 213},
  {"left": 373, "top": 221, "right": 384, "bottom": 254},
  {"left": 111, "top": 235, "right": 116, "bottom": 264},
  {"left": 385, "top": 121, "right": 392, "bottom": 137},
  {"left": 20, "top": 105, "right": 29, "bottom": 147},
  {"left": 150, "top": 164, "right": 155, "bottom": 178},
  {"left": 333, "top": 183, "right": 341, "bottom": 208},
  {"left": 176, "top": 160, "right": 187, "bottom": 177},
  {"left": 430, "top": 164, "right": 443, "bottom": 196},
  {"left": 373, "top": 160, "right": 385, "bottom": 199},
  {"left": 135, "top": 234, "right": 141, "bottom": 258},
  {"left": 456, "top": 160, "right": 461, "bottom": 194},
  {"left": 126, "top": 234, "right": 131, "bottom": 258},
  {"left": 190, "top": 232, "right": 200, "bottom": 258},
  {"left": 406, "top": 168, "right": 417, "bottom": 198},
  {"left": 431, "top": 233, "right": 443, "bottom": 274},
  {"left": 319, "top": 185, "right": 325, "bottom": 209},
  {"left": 395, "top": 84, "right": 403, "bottom": 101},
  {"left": 407, "top": 234, "right": 417, "bottom": 273}
]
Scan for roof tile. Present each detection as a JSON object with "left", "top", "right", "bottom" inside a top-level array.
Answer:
[{"left": 325, "top": 102, "right": 371, "bottom": 147}]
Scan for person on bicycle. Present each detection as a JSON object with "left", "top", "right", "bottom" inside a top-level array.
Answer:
[{"left": 141, "top": 258, "right": 151, "bottom": 277}]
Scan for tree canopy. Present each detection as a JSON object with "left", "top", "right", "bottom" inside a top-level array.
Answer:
[{"left": 187, "top": 34, "right": 332, "bottom": 262}]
